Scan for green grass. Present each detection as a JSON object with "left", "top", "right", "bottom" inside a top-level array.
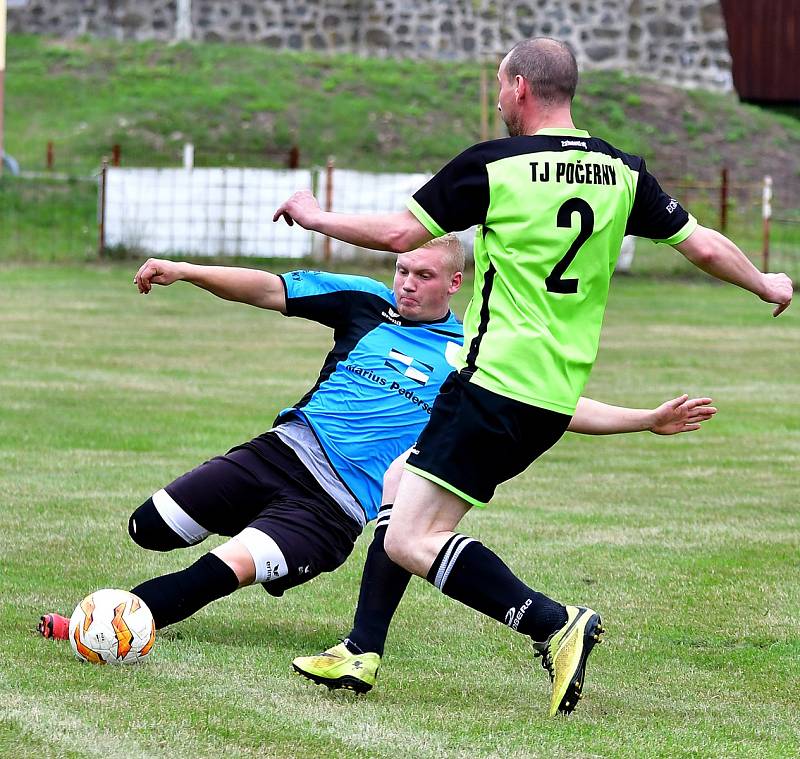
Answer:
[
  {"left": 1, "top": 263, "right": 799, "bottom": 757},
  {"left": 6, "top": 34, "right": 484, "bottom": 174},
  {"left": 0, "top": 175, "right": 98, "bottom": 261}
]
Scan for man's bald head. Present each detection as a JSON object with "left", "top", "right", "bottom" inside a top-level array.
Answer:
[{"left": 503, "top": 38, "right": 578, "bottom": 106}]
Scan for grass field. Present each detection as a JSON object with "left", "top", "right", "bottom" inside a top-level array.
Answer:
[{"left": 1, "top": 263, "right": 799, "bottom": 758}]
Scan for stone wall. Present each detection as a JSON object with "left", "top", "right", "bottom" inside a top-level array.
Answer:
[{"left": 8, "top": 0, "right": 732, "bottom": 91}]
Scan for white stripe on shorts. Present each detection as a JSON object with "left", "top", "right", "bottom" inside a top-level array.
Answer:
[
  {"left": 234, "top": 527, "right": 288, "bottom": 584},
  {"left": 152, "top": 488, "right": 210, "bottom": 545}
]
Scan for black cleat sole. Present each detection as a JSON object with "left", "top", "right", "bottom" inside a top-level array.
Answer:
[
  {"left": 38, "top": 615, "right": 54, "bottom": 638},
  {"left": 557, "top": 614, "right": 603, "bottom": 715},
  {"left": 292, "top": 664, "right": 373, "bottom": 694}
]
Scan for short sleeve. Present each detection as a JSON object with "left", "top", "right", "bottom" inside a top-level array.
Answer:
[
  {"left": 281, "top": 271, "right": 390, "bottom": 328},
  {"left": 626, "top": 161, "right": 697, "bottom": 244},
  {"left": 407, "top": 144, "right": 491, "bottom": 235}
]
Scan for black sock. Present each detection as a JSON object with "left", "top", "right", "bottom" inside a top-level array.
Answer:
[
  {"left": 426, "top": 535, "right": 567, "bottom": 642},
  {"left": 131, "top": 552, "right": 240, "bottom": 629},
  {"left": 345, "top": 505, "right": 411, "bottom": 656}
]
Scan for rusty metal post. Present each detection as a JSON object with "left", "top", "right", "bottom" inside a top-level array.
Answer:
[
  {"left": 761, "top": 175, "right": 772, "bottom": 272},
  {"left": 0, "top": 0, "right": 5, "bottom": 178},
  {"left": 112, "top": 144, "right": 121, "bottom": 166},
  {"left": 323, "top": 157, "right": 334, "bottom": 265},
  {"left": 46, "top": 140, "right": 54, "bottom": 170},
  {"left": 479, "top": 64, "right": 488, "bottom": 142},
  {"left": 719, "top": 166, "right": 728, "bottom": 233},
  {"left": 493, "top": 53, "right": 504, "bottom": 138},
  {"left": 97, "top": 159, "right": 108, "bottom": 258},
  {"left": 0, "top": 65, "right": 4, "bottom": 178}
]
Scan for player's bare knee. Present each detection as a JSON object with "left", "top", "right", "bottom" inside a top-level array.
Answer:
[
  {"left": 383, "top": 527, "right": 417, "bottom": 572},
  {"left": 227, "top": 528, "right": 287, "bottom": 588},
  {"left": 212, "top": 540, "right": 256, "bottom": 587}
]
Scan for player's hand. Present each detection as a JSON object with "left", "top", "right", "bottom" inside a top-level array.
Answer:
[
  {"left": 650, "top": 394, "right": 716, "bottom": 435},
  {"left": 273, "top": 190, "right": 322, "bottom": 229},
  {"left": 759, "top": 272, "right": 793, "bottom": 317},
  {"left": 133, "top": 258, "right": 184, "bottom": 294}
]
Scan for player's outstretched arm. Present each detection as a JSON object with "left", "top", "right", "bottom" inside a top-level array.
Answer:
[
  {"left": 568, "top": 394, "right": 716, "bottom": 436},
  {"left": 133, "top": 258, "right": 287, "bottom": 311},
  {"left": 273, "top": 190, "right": 433, "bottom": 253},
  {"left": 675, "top": 226, "right": 793, "bottom": 316}
]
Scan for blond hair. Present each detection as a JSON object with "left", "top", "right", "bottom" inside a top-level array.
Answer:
[{"left": 422, "top": 233, "right": 465, "bottom": 275}]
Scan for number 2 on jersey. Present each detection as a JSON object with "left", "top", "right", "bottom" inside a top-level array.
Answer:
[{"left": 545, "top": 198, "right": 594, "bottom": 294}]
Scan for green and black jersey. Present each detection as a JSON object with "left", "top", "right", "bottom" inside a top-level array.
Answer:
[{"left": 407, "top": 127, "right": 696, "bottom": 414}]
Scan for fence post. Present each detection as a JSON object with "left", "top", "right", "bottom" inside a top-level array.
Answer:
[
  {"left": 47, "top": 141, "right": 54, "bottom": 170},
  {"left": 175, "top": 0, "right": 192, "bottom": 41},
  {"left": 111, "top": 144, "right": 121, "bottom": 166},
  {"left": 479, "top": 63, "right": 488, "bottom": 142},
  {"left": 493, "top": 52, "right": 504, "bottom": 138},
  {"left": 324, "top": 157, "right": 334, "bottom": 264},
  {"left": 288, "top": 144, "right": 300, "bottom": 169},
  {"left": 761, "top": 175, "right": 772, "bottom": 273},
  {"left": 97, "top": 159, "right": 108, "bottom": 258},
  {"left": 719, "top": 166, "right": 728, "bottom": 233}
]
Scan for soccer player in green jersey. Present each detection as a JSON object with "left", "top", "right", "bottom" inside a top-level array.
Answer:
[{"left": 275, "top": 38, "right": 793, "bottom": 716}]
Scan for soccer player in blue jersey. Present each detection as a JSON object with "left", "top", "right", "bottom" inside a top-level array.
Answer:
[
  {"left": 39, "top": 236, "right": 714, "bottom": 641},
  {"left": 38, "top": 236, "right": 462, "bottom": 637}
]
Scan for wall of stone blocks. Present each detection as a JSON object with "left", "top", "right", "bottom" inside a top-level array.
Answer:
[{"left": 7, "top": 0, "right": 732, "bottom": 91}]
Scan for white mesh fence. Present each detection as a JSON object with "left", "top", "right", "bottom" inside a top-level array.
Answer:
[
  {"left": 104, "top": 167, "right": 314, "bottom": 258},
  {"left": 103, "top": 165, "right": 478, "bottom": 259},
  {"left": 314, "top": 169, "right": 430, "bottom": 258}
]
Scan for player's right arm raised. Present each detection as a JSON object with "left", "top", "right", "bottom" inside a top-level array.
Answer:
[
  {"left": 133, "top": 259, "right": 286, "bottom": 312},
  {"left": 273, "top": 190, "right": 432, "bottom": 253}
]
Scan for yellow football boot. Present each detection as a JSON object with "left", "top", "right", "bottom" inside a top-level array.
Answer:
[
  {"left": 292, "top": 642, "right": 380, "bottom": 694},
  {"left": 533, "top": 605, "right": 604, "bottom": 716}
]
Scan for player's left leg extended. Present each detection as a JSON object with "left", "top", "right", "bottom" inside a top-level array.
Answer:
[
  {"left": 387, "top": 473, "right": 602, "bottom": 716},
  {"left": 130, "top": 484, "right": 363, "bottom": 632},
  {"left": 385, "top": 374, "right": 603, "bottom": 716},
  {"left": 39, "top": 490, "right": 220, "bottom": 639},
  {"left": 37, "top": 543, "right": 245, "bottom": 639},
  {"left": 129, "top": 540, "right": 250, "bottom": 629},
  {"left": 41, "top": 435, "right": 361, "bottom": 638}
]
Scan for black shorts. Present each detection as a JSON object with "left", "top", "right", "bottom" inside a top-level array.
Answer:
[
  {"left": 165, "top": 433, "right": 362, "bottom": 597},
  {"left": 406, "top": 371, "right": 571, "bottom": 506}
]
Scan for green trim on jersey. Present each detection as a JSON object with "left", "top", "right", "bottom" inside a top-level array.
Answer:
[
  {"left": 404, "top": 463, "right": 488, "bottom": 508},
  {"left": 407, "top": 197, "right": 446, "bottom": 238},
  {"left": 534, "top": 128, "right": 592, "bottom": 137},
  {"left": 657, "top": 217, "right": 697, "bottom": 245}
]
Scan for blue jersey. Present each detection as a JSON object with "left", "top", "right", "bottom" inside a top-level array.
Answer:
[{"left": 277, "top": 271, "right": 463, "bottom": 521}]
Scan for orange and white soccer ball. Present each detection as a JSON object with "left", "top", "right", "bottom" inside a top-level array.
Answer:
[{"left": 68, "top": 589, "right": 156, "bottom": 664}]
